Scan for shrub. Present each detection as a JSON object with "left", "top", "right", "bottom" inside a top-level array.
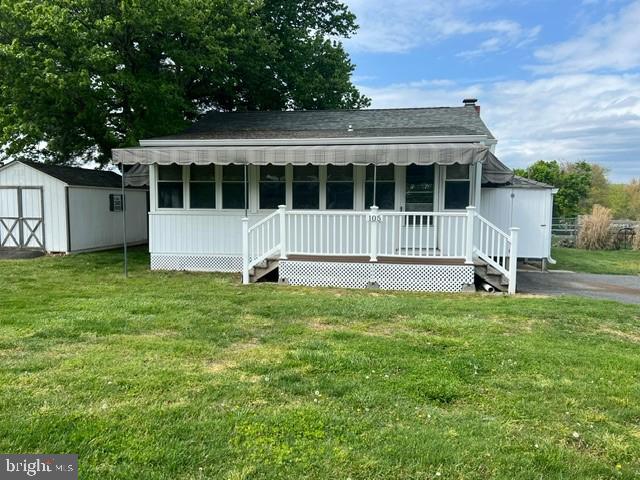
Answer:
[{"left": 576, "top": 205, "right": 612, "bottom": 250}]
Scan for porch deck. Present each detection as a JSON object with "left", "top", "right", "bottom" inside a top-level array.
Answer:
[
  {"left": 285, "top": 254, "right": 465, "bottom": 265},
  {"left": 244, "top": 206, "right": 519, "bottom": 293}
]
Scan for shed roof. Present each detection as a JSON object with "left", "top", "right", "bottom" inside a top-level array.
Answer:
[
  {"left": 509, "top": 176, "right": 555, "bottom": 189},
  {"left": 16, "top": 161, "right": 123, "bottom": 188},
  {"left": 149, "top": 107, "right": 496, "bottom": 141}
]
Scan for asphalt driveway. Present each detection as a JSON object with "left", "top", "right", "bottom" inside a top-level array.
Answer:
[{"left": 518, "top": 271, "right": 640, "bottom": 305}]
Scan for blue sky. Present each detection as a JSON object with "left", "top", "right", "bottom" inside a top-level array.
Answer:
[{"left": 343, "top": 0, "right": 640, "bottom": 182}]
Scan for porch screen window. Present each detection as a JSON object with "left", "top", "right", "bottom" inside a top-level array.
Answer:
[
  {"left": 365, "top": 165, "right": 395, "bottom": 210},
  {"left": 189, "top": 165, "right": 215, "bottom": 209},
  {"left": 444, "top": 165, "right": 471, "bottom": 210},
  {"left": 405, "top": 165, "right": 434, "bottom": 212},
  {"left": 292, "top": 166, "right": 319, "bottom": 209},
  {"left": 326, "top": 165, "right": 354, "bottom": 210},
  {"left": 222, "top": 165, "right": 247, "bottom": 210},
  {"left": 259, "top": 165, "right": 286, "bottom": 210},
  {"left": 158, "top": 165, "right": 183, "bottom": 209}
]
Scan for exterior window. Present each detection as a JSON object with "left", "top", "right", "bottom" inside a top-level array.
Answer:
[
  {"left": 365, "top": 165, "right": 395, "bottom": 210},
  {"left": 109, "top": 194, "right": 123, "bottom": 212},
  {"left": 189, "top": 165, "right": 215, "bottom": 209},
  {"left": 158, "top": 165, "right": 183, "bottom": 209},
  {"left": 444, "top": 165, "right": 471, "bottom": 210},
  {"left": 259, "top": 165, "right": 286, "bottom": 209},
  {"left": 292, "top": 165, "right": 319, "bottom": 209},
  {"left": 326, "top": 165, "right": 354, "bottom": 210},
  {"left": 222, "top": 165, "right": 247, "bottom": 209},
  {"left": 405, "top": 165, "right": 434, "bottom": 212}
]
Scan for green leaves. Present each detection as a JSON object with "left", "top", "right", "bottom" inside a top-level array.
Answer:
[{"left": 0, "top": 0, "right": 370, "bottom": 166}]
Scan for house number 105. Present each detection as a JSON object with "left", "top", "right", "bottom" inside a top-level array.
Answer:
[{"left": 368, "top": 215, "right": 383, "bottom": 223}]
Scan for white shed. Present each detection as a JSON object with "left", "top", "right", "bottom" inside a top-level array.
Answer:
[
  {"left": 0, "top": 160, "right": 148, "bottom": 253},
  {"left": 480, "top": 176, "right": 556, "bottom": 260}
]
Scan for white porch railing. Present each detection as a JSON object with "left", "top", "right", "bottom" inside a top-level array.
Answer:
[{"left": 242, "top": 205, "right": 520, "bottom": 293}]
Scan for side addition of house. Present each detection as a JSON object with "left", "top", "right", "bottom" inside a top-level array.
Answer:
[{"left": 113, "top": 100, "right": 556, "bottom": 294}]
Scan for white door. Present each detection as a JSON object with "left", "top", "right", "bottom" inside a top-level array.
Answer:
[
  {"left": 0, "top": 187, "right": 45, "bottom": 249},
  {"left": 0, "top": 187, "right": 20, "bottom": 247},
  {"left": 20, "top": 188, "right": 45, "bottom": 249}
]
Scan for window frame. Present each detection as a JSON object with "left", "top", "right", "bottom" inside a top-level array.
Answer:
[
  {"left": 259, "top": 165, "right": 287, "bottom": 210},
  {"left": 109, "top": 193, "right": 124, "bottom": 212},
  {"left": 221, "top": 164, "right": 248, "bottom": 211},
  {"left": 189, "top": 165, "right": 216, "bottom": 210},
  {"left": 443, "top": 164, "right": 472, "bottom": 211},
  {"left": 157, "top": 165, "right": 185, "bottom": 210},
  {"left": 326, "top": 165, "right": 355, "bottom": 210},
  {"left": 292, "top": 165, "right": 321, "bottom": 210},
  {"left": 365, "top": 165, "right": 395, "bottom": 210}
]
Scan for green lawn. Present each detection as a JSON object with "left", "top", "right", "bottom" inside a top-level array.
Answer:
[
  {"left": 1, "top": 250, "right": 639, "bottom": 479},
  {"left": 551, "top": 247, "right": 640, "bottom": 275}
]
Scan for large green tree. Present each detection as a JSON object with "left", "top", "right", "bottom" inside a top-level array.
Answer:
[
  {"left": 515, "top": 160, "right": 593, "bottom": 217},
  {"left": 0, "top": 0, "right": 370, "bottom": 166}
]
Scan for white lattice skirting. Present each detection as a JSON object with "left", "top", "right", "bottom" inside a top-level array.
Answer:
[
  {"left": 279, "top": 261, "right": 475, "bottom": 292},
  {"left": 150, "top": 254, "right": 242, "bottom": 272}
]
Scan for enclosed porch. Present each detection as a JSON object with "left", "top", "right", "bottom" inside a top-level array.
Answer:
[{"left": 113, "top": 142, "right": 519, "bottom": 293}]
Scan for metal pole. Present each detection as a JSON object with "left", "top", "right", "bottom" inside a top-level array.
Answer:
[
  {"left": 121, "top": 163, "right": 128, "bottom": 278},
  {"left": 373, "top": 164, "right": 378, "bottom": 207}
]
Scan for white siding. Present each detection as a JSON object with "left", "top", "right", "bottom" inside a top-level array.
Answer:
[
  {"left": 68, "top": 187, "right": 148, "bottom": 252},
  {"left": 480, "top": 187, "right": 554, "bottom": 259},
  {"left": 150, "top": 212, "right": 265, "bottom": 255},
  {"left": 0, "top": 162, "right": 68, "bottom": 252}
]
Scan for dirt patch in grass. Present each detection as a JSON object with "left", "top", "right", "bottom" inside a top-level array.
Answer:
[{"left": 598, "top": 327, "right": 640, "bottom": 344}]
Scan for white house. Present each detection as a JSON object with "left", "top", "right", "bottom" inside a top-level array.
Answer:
[
  {"left": 0, "top": 160, "right": 148, "bottom": 253},
  {"left": 113, "top": 100, "right": 556, "bottom": 293}
]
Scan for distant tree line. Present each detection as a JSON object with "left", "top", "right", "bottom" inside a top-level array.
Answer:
[{"left": 514, "top": 161, "right": 640, "bottom": 220}]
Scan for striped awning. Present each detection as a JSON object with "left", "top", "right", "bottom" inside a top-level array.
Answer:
[{"left": 113, "top": 143, "right": 489, "bottom": 166}]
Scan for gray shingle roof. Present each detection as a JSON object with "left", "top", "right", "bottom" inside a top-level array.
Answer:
[
  {"left": 484, "top": 174, "right": 554, "bottom": 189},
  {"left": 19, "top": 161, "right": 123, "bottom": 188},
  {"left": 150, "top": 107, "right": 496, "bottom": 141},
  {"left": 509, "top": 176, "right": 554, "bottom": 189}
]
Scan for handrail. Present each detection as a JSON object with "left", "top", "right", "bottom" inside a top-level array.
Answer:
[
  {"left": 473, "top": 213, "right": 519, "bottom": 294},
  {"left": 242, "top": 206, "right": 519, "bottom": 293},
  {"left": 248, "top": 209, "right": 280, "bottom": 233},
  {"left": 476, "top": 215, "right": 511, "bottom": 241}
]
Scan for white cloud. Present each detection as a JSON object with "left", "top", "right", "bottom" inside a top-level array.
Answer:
[
  {"left": 532, "top": 0, "right": 640, "bottom": 73},
  {"left": 344, "top": 0, "right": 541, "bottom": 55},
  {"left": 359, "top": 74, "right": 640, "bottom": 181}
]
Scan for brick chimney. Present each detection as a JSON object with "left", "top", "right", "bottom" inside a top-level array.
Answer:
[{"left": 463, "top": 98, "right": 481, "bottom": 115}]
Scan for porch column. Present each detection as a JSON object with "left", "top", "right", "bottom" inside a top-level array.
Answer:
[
  {"left": 465, "top": 206, "right": 476, "bottom": 265},
  {"left": 508, "top": 227, "right": 520, "bottom": 295},
  {"left": 369, "top": 205, "right": 379, "bottom": 262},
  {"left": 279, "top": 205, "right": 288, "bottom": 260},
  {"left": 473, "top": 161, "right": 483, "bottom": 208}
]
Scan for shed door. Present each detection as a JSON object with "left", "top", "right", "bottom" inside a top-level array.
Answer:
[
  {"left": 0, "top": 187, "right": 20, "bottom": 247},
  {"left": 0, "top": 187, "right": 45, "bottom": 249}
]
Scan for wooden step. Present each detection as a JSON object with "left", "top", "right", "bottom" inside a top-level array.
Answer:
[
  {"left": 249, "top": 258, "right": 280, "bottom": 283},
  {"left": 474, "top": 261, "right": 509, "bottom": 292}
]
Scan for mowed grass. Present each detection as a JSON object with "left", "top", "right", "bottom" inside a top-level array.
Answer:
[
  {"left": 551, "top": 247, "right": 640, "bottom": 275},
  {"left": 1, "top": 249, "right": 639, "bottom": 479}
]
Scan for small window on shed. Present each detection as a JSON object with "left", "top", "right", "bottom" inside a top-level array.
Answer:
[{"left": 109, "top": 194, "right": 124, "bottom": 212}]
